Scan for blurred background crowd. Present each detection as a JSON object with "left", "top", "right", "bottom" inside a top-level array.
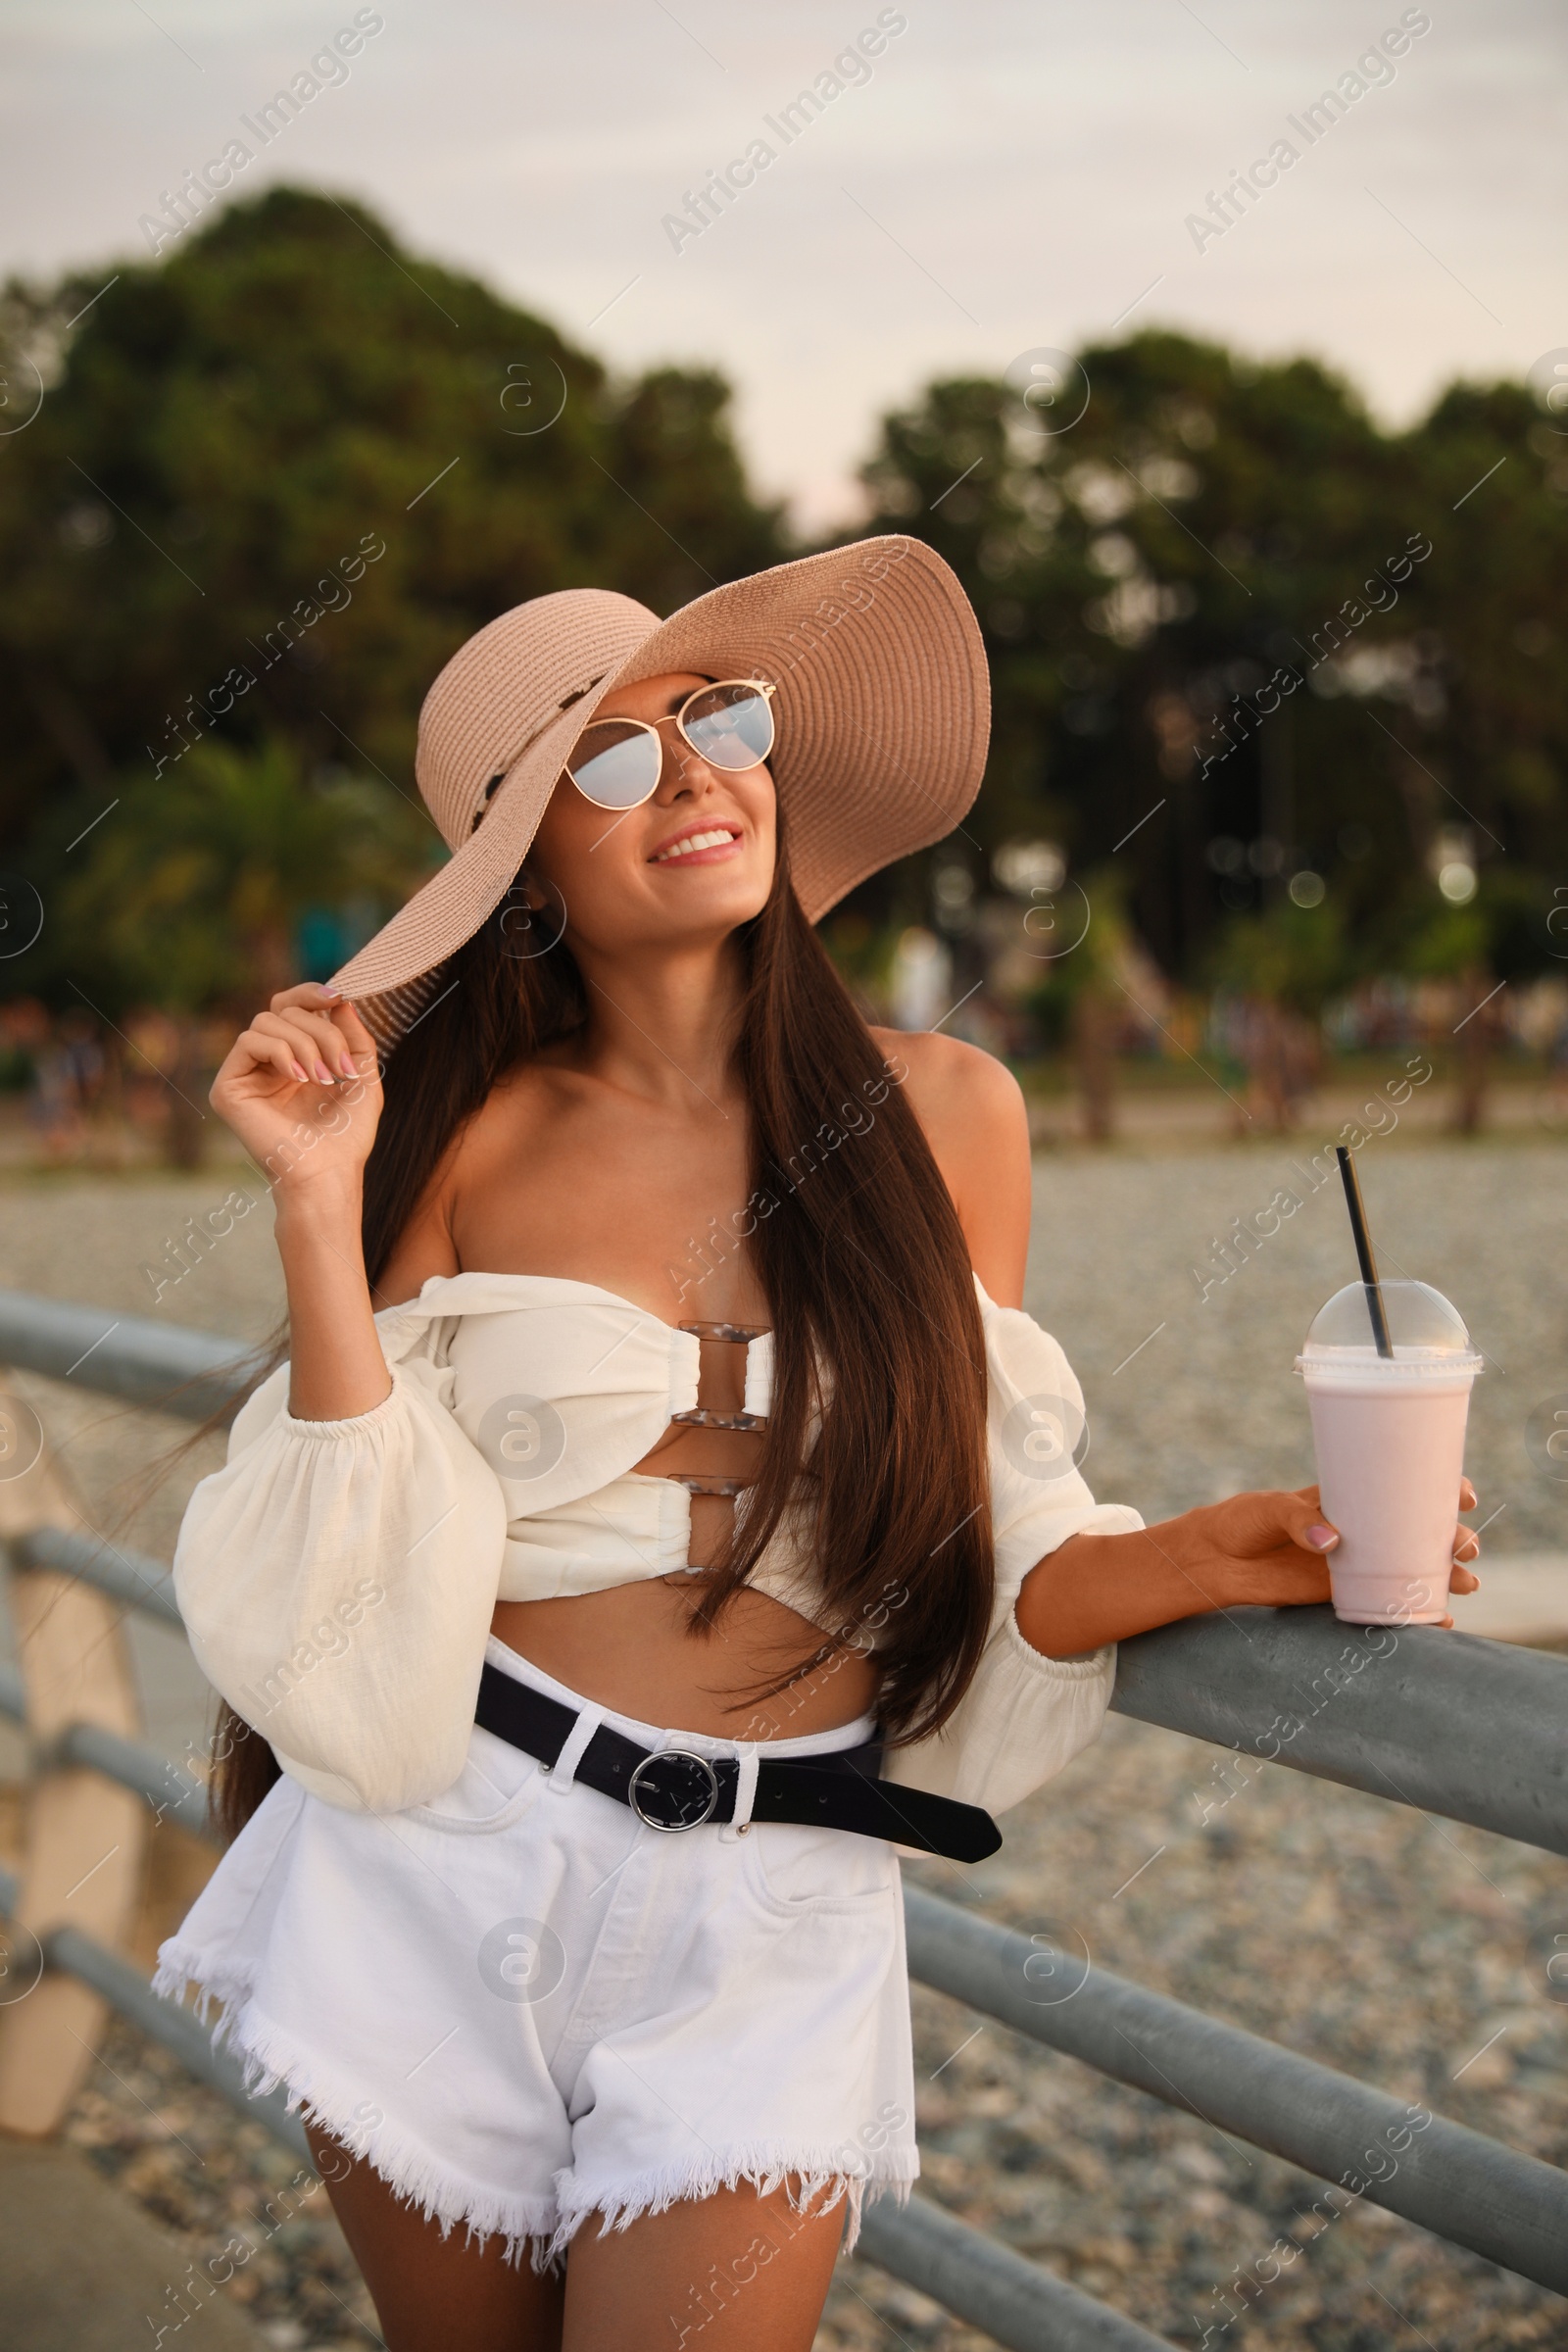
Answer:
[{"left": 2, "top": 185, "right": 1565, "bottom": 1166}]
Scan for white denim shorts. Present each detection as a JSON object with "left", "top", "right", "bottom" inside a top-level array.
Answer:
[{"left": 156, "top": 1640, "right": 917, "bottom": 2267}]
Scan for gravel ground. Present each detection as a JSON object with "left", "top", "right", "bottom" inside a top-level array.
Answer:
[{"left": 1, "top": 1128, "right": 1565, "bottom": 2349}]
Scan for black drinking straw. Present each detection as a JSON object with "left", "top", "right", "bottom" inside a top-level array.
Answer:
[{"left": 1336, "top": 1146, "right": 1394, "bottom": 1358}]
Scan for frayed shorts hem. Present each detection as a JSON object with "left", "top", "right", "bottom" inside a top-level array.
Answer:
[
  {"left": 154, "top": 1947, "right": 559, "bottom": 2267},
  {"left": 549, "top": 2150, "right": 916, "bottom": 2266},
  {"left": 154, "top": 1944, "right": 913, "bottom": 2269}
]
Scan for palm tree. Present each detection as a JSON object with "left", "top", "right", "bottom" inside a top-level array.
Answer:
[{"left": 54, "top": 738, "right": 427, "bottom": 1163}]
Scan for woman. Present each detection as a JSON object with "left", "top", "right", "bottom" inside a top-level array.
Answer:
[{"left": 158, "top": 539, "right": 1479, "bottom": 2352}]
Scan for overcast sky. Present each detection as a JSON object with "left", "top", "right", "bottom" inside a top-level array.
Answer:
[{"left": 3, "top": 0, "right": 1562, "bottom": 528}]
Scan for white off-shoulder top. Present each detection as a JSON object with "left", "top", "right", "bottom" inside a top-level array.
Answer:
[{"left": 173, "top": 1273, "right": 1143, "bottom": 1821}]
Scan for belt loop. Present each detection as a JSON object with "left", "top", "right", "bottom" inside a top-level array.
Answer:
[
  {"left": 721, "top": 1742, "right": 760, "bottom": 1840},
  {"left": 547, "top": 1704, "right": 604, "bottom": 1794}
]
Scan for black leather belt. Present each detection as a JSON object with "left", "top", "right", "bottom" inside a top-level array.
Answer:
[{"left": 474, "top": 1664, "right": 1002, "bottom": 1864}]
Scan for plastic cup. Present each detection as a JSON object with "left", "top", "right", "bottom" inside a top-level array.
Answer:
[{"left": 1297, "top": 1280, "right": 1483, "bottom": 1627}]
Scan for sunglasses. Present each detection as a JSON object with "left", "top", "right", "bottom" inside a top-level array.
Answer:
[{"left": 564, "top": 679, "right": 777, "bottom": 810}]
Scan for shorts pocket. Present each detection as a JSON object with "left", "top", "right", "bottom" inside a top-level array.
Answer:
[
  {"left": 741, "top": 1818, "right": 897, "bottom": 1918},
  {"left": 403, "top": 1725, "right": 547, "bottom": 1834}
]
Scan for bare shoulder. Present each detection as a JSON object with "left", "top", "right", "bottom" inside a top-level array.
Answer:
[
  {"left": 879, "top": 1020, "right": 1024, "bottom": 1119},
  {"left": 872, "top": 1026, "right": 1026, "bottom": 1143},
  {"left": 375, "top": 1061, "right": 564, "bottom": 1304},
  {"left": 868, "top": 1027, "right": 1031, "bottom": 1304}
]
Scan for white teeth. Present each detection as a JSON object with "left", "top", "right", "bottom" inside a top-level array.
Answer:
[{"left": 653, "top": 828, "right": 736, "bottom": 862}]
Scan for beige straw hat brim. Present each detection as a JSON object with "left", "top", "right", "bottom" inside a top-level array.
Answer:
[{"left": 331, "top": 535, "right": 989, "bottom": 1048}]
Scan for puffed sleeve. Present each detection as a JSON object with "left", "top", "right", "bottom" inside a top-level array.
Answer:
[
  {"left": 173, "top": 1308, "right": 508, "bottom": 1815},
  {"left": 884, "top": 1281, "right": 1144, "bottom": 1818}
]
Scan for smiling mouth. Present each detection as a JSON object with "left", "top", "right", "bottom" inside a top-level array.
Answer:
[{"left": 650, "top": 826, "right": 741, "bottom": 863}]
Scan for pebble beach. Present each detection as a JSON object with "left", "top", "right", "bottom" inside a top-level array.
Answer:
[{"left": 0, "top": 1125, "right": 1563, "bottom": 2349}]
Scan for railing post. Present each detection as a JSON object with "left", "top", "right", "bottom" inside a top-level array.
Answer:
[{"left": 0, "top": 1379, "right": 148, "bottom": 2134}]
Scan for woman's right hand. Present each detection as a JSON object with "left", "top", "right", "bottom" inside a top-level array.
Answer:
[{"left": 210, "top": 983, "right": 382, "bottom": 1195}]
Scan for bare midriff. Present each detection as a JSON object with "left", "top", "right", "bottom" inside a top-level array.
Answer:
[{"left": 489, "top": 1329, "right": 880, "bottom": 1740}]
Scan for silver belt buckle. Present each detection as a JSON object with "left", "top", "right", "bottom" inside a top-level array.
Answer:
[{"left": 627, "top": 1747, "right": 720, "bottom": 1832}]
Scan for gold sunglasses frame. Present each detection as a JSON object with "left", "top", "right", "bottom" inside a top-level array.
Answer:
[{"left": 564, "top": 677, "right": 778, "bottom": 809}]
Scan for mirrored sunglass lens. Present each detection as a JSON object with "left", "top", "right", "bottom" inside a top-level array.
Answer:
[
  {"left": 681, "top": 685, "right": 774, "bottom": 770},
  {"left": 566, "top": 722, "right": 661, "bottom": 808}
]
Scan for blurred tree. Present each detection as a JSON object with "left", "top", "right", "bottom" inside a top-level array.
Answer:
[
  {"left": 1025, "top": 866, "right": 1133, "bottom": 1143},
  {"left": 605, "top": 367, "right": 786, "bottom": 614},
  {"left": 42, "top": 736, "right": 419, "bottom": 1162},
  {"left": 1209, "top": 899, "right": 1348, "bottom": 1133},
  {"left": 1403, "top": 899, "right": 1498, "bottom": 1137},
  {"left": 1210, "top": 898, "right": 1349, "bottom": 1015},
  {"left": 851, "top": 332, "right": 1568, "bottom": 990},
  {"left": 1399, "top": 383, "right": 1568, "bottom": 907},
  {"left": 0, "top": 185, "right": 788, "bottom": 983}
]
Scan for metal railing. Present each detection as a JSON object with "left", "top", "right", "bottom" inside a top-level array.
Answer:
[{"left": 1, "top": 1289, "right": 1565, "bottom": 2350}]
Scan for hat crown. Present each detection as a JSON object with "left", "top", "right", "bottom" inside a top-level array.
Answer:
[{"left": 415, "top": 588, "right": 661, "bottom": 849}]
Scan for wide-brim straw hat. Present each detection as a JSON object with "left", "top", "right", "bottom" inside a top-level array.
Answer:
[{"left": 331, "top": 533, "right": 989, "bottom": 1049}]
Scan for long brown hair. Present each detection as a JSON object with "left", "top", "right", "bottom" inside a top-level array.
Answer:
[{"left": 212, "top": 814, "right": 993, "bottom": 1836}]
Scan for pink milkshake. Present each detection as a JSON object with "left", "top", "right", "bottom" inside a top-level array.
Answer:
[{"left": 1298, "top": 1280, "right": 1482, "bottom": 1627}]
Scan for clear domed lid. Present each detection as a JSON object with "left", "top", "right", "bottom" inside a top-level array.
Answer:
[{"left": 1300, "top": 1279, "right": 1479, "bottom": 1361}]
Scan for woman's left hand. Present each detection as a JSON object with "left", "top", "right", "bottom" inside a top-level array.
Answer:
[
  {"left": 1185, "top": 1479, "right": 1481, "bottom": 1626},
  {"left": 1018, "top": 1480, "right": 1481, "bottom": 1658}
]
